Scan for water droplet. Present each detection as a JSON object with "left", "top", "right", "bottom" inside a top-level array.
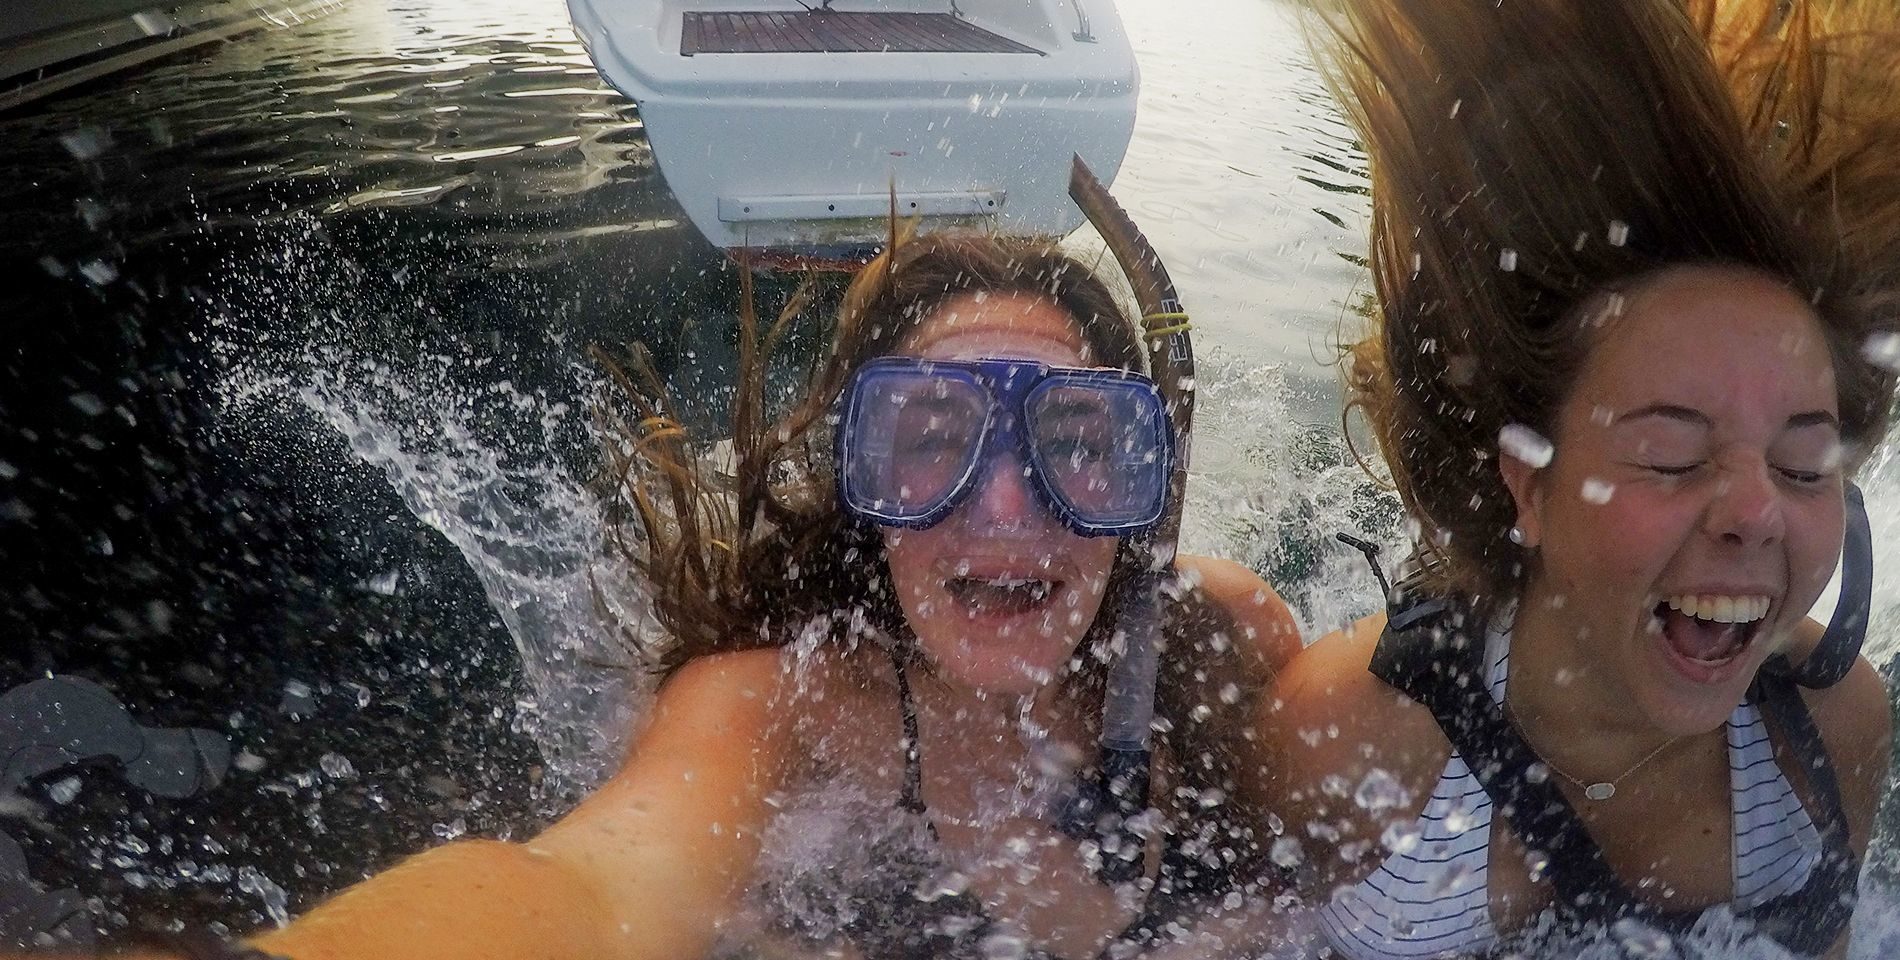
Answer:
[
  {"left": 1499, "top": 424, "right": 1554, "bottom": 468},
  {"left": 1381, "top": 821, "right": 1421, "bottom": 855},
  {"left": 980, "top": 932, "right": 1028, "bottom": 960},
  {"left": 1497, "top": 248, "right": 1518, "bottom": 272},
  {"left": 238, "top": 866, "right": 290, "bottom": 927},
  {"left": 1581, "top": 477, "right": 1616, "bottom": 504},
  {"left": 1863, "top": 332, "right": 1900, "bottom": 372},
  {"left": 1525, "top": 762, "right": 1550, "bottom": 785},
  {"left": 59, "top": 128, "right": 110, "bottom": 161},
  {"left": 319, "top": 753, "right": 357, "bottom": 780},
  {"left": 432, "top": 817, "right": 467, "bottom": 840},
  {"left": 915, "top": 863, "right": 972, "bottom": 901},
  {"left": 78, "top": 260, "right": 118, "bottom": 285},
  {"left": 1443, "top": 803, "right": 1477, "bottom": 835},
  {"left": 1611, "top": 917, "right": 1673, "bottom": 957},
  {"left": 46, "top": 776, "right": 81, "bottom": 805},
  {"left": 1423, "top": 860, "right": 1478, "bottom": 898},
  {"left": 1353, "top": 768, "right": 1407, "bottom": 811},
  {"left": 1270, "top": 836, "right": 1304, "bottom": 868},
  {"left": 1607, "top": 220, "right": 1631, "bottom": 246},
  {"left": 1524, "top": 849, "right": 1551, "bottom": 882}
]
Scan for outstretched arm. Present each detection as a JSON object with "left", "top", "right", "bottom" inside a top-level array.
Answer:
[
  {"left": 250, "top": 650, "right": 793, "bottom": 960},
  {"left": 1176, "top": 555, "right": 1304, "bottom": 676}
]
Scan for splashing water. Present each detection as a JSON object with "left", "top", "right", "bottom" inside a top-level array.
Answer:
[{"left": 225, "top": 347, "right": 656, "bottom": 797}]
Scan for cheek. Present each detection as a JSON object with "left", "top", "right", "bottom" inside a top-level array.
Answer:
[
  {"left": 1538, "top": 479, "right": 1689, "bottom": 587},
  {"left": 1075, "top": 536, "right": 1119, "bottom": 589},
  {"left": 881, "top": 528, "right": 940, "bottom": 599},
  {"left": 1786, "top": 498, "right": 1847, "bottom": 596}
]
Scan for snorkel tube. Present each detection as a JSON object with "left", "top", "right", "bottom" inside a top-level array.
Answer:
[{"left": 1056, "top": 156, "right": 1195, "bottom": 886}]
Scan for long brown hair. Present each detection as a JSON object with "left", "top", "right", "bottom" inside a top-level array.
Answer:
[
  {"left": 1318, "top": 0, "right": 1900, "bottom": 603},
  {"left": 594, "top": 230, "right": 1263, "bottom": 807}
]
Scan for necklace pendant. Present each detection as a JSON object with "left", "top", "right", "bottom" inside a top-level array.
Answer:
[{"left": 1583, "top": 782, "right": 1616, "bottom": 801}]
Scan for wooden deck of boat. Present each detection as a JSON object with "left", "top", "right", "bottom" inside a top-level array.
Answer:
[{"left": 680, "top": 11, "right": 1042, "bottom": 55}]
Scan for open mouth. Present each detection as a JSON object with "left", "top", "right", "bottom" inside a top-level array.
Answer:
[
  {"left": 1653, "top": 593, "right": 1770, "bottom": 675},
  {"left": 946, "top": 576, "right": 1058, "bottom": 616}
]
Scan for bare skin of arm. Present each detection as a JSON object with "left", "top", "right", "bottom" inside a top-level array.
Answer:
[
  {"left": 248, "top": 649, "right": 794, "bottom": 960},
  {"left": 4, "top": 564, "right": 1294, "bottom": 960},
  {"left": 1178, "top": 555, "right": 1305, "bottom": 676}
]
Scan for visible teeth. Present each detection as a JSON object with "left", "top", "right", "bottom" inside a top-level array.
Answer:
[{"left": 1665, "top": 594, "right": 1769, "bottom": 623}]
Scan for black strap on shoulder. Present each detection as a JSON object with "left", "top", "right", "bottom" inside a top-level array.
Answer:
[
  {"left": 1370, "top": 604, "right": 1643, "bottom": 928},
  {"left": 1769, "top": 482, "right": 1872, "bottom": 690}
]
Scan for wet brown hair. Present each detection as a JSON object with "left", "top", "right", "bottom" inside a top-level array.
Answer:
[
  {"left": 594, "top": 230, "right": 1265, "bottom": 816},
  {"left": 1318, "top": 0, "right": 1900, "bottom": 603}
]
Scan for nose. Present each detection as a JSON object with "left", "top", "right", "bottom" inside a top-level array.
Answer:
[
  {"left": 961, "top": 450, "right": 1049, "bottom": 533},
  {"left": 1703, "top": 456, "right": 1786, "bottom": 549}
]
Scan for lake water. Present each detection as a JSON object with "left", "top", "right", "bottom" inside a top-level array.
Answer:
[{"left": 2, "top": 0, "right": 1897, "bottom": 954}]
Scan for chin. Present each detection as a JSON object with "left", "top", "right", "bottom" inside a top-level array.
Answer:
[{"left": 922, "top": 636, "right": 1078, "bottom": 695}]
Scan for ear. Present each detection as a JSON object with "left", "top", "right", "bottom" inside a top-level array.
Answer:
[{"left": 1498, "top": 450, "right": 1546, "bottom": 549}]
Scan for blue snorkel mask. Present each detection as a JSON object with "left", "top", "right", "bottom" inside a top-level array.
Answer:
[{"left": 837, "top": 357, "right": 1173, "bottom": 537}]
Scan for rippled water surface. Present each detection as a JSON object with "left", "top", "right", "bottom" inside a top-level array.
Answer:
[{"left": 3, "top": 0, "right": 1898, "bottom": 953}]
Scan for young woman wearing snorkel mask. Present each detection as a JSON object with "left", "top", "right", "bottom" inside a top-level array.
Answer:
[
  {"left": 111, "top": 167, "right": 1300, "bottom": 960},
  {"left": 1243, "top": 1, "right": 1900, "bottom": 958}
]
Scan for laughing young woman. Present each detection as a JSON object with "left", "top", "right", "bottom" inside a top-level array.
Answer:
[
  {"left": 152, "top": 211, "right": 1300, "bottom": 960},
  {"left": 1257, "top": 0, "right": 1900, "bottom": 957}
]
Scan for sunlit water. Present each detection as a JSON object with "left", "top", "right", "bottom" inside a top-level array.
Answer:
[{"left": 3, "top": 0, "right": 1899, "bottom": 954}]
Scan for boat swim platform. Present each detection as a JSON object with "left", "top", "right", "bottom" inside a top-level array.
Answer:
[{"left": 680, "top": 11, "right": 1043, "bottom": 56}]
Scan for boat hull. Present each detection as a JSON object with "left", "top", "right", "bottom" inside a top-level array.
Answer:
[{"left": 568, "top": 0, "right": 1139, "bottom": 254}]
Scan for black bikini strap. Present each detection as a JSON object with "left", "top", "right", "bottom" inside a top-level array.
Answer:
[{"left": 891, "top": 654, "right": 928, "bottom": 816}]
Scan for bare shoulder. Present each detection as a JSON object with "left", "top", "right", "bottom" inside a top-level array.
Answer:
[
  {"left": 1176, "top": 555, "right": 1304, "bottom": 675},
  {"left": 627, "top": 646, "right": 798, "bottom": 768},
  {"left": 1800, "top": 654, "right": 1892, "bottom": 854},
  {"left": 655, "top": 648, "right": 788, "bottom": 711},
  {"left": 1256, "top": 613, "right": 1454, "bottom": 884}
]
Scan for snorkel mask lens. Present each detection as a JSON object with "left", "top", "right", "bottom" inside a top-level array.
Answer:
[{"left": 837, "top": 357, "right": 1171, "bottom": 536}]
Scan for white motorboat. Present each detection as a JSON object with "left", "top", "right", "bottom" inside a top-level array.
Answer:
[{"left": 566, "top": 0, "right": 1139, "bottom": 257}]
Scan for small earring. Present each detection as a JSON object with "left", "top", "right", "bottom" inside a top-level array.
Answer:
[{"left": 1508, "top": 526, "right": 1526, "bottom": 545}]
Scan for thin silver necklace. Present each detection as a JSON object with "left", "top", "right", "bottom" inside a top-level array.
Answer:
[{"left": 1504, "top": 699, "right": 1685, "bottom": 801}]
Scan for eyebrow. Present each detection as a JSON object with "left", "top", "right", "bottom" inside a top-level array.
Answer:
[
  {"left": 1614, "top": 404, "right": 1840, "bottom": 431},
  {"left": 1614, "top": 404, "right": 1711, "bottom": 428}
]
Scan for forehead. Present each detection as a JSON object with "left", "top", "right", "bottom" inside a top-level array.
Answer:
[
  {"left": 902, "top": 290, "right": 1091, "bottom": 366},
  {"left": 1572, "top": 266, "right": 1837, "bottom": 421}
]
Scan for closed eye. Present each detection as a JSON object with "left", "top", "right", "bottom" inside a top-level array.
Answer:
[
  {"left": 1643, "top": 462, "right": 1703, "bottom": 477},
  {"left": 1775, "top": 466, "right": 1827, "bottom": 484}
]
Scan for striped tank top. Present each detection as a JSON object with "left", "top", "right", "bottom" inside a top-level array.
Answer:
[{"left": 1318, "top": 623, "right": 1826, "bottom": 959}]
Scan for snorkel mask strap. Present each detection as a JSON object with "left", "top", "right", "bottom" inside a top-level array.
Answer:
[
  {"left": 1054, "top": 155, "right": 1195, "bottom": 887},
  {"left": 1769, "top": 481, "right": 1872, "bottom": 689}
]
